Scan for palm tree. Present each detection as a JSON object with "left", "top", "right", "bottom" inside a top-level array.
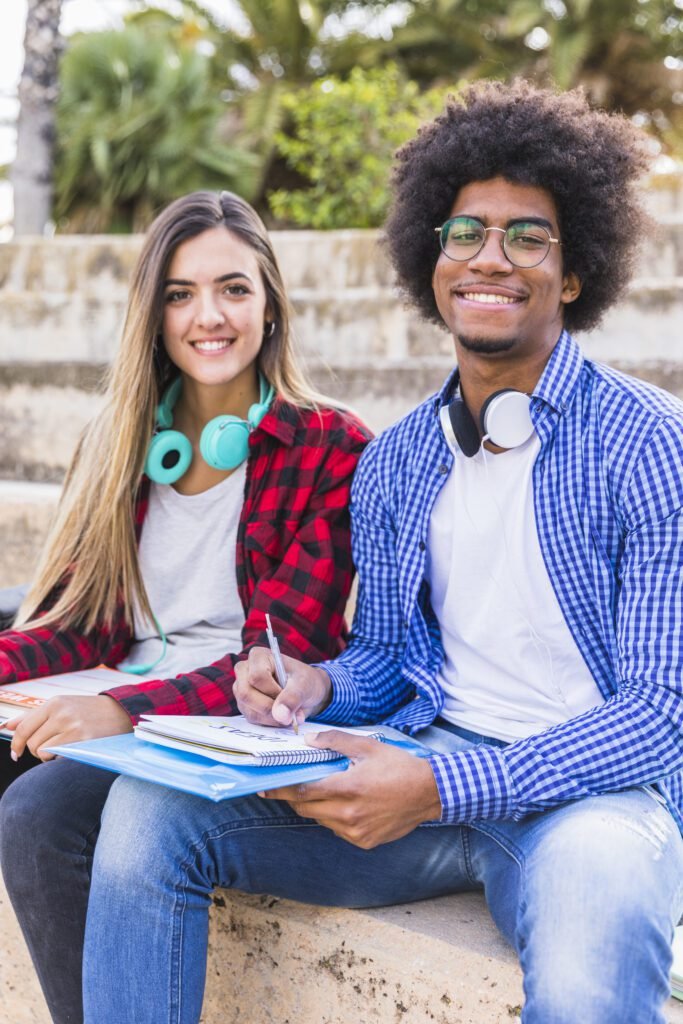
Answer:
[
  {"left": 54, "top": 24, "right": 260, "bottom": 232},
  {"left": 357, "top": 0, "right": 683, "bottom": 149},
  {"left": 11, "top": 0, "right": 65, "bottom": 235},
  {"left": 147, "top": 1, "right": 402, "bottom": 206}
]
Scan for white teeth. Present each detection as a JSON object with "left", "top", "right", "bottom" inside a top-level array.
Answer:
[
  {"left": 193, "top": 339, "right": 232, "bottom": 351},
  {"left": 462, "top": 292, "right": 518, "bottom": 305}
]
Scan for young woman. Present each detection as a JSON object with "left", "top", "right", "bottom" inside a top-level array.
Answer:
[{"left": 0, "top": 190, "right": 369, "bottom": 1023}]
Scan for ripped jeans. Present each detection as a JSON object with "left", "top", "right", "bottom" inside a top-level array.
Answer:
[{"left": 79, "top": 725, "right": 683, "bottom": 1024}]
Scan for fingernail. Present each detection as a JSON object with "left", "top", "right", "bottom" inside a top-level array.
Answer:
[
  {"left": 10, "top": 751, "right": 17, "bottom": 762},
  {"left": 257, "top": 791, "right": 266, "bottom": 798}
]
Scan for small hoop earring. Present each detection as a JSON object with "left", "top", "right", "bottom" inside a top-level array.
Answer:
[{"left": 264, "top": 321, "right": 275, "bottom": 339}]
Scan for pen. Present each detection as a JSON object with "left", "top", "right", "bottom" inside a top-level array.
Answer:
[{"left": 265, "top": 614, "right": 298, "bottom": 734}]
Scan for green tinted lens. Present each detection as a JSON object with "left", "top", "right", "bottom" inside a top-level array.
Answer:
[
  {"left": 505, "top": 223, "right": 550, "bottom": 266},
  {"left": 441, "top": 217, "right": 485, "bottom": 257}
]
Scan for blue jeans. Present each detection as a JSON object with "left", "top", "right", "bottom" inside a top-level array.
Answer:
[
  {"left": 0, "top": 756, "right": 117, "bottom": 1022},
  {"left": 78, "top": 726, "right": 683, "bottom": 1024}
]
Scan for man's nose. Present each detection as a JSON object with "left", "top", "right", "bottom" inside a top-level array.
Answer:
[{"left": 468, "top": 227, "right": 512, "bottom": 272}]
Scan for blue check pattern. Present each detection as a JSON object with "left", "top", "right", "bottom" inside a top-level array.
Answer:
[{"left": 317, "top": 332, "right": 683, "bottom": 830}]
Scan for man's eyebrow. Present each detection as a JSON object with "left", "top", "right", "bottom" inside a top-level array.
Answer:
[
  {"left": 454, "top": 215, "right": 555, "bottom": 231},
  {"left": 506, "top": 217, "right": 554, "bottom": 230},
  {"left": 163, "top": 272, "right": 255, "bottom": 287}
]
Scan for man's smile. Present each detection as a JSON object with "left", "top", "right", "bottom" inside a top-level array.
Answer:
[{"left": 451, "top": 284, "right": 527, "bottom": 309}]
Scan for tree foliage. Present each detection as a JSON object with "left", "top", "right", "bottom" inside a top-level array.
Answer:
[
  {"left": 341, "top": 0, "right": 683, "bottom": 145},
  {"left": 54, "top": 24, "right": 259, "bottom": 231},
  {"left": 33, "top": 0, "right": 683, "bottom": 232},
  {"left": 269, "top": 65, "right": 452, "bottom": 228}
]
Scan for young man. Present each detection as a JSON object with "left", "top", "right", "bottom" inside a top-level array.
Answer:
[{"left": 5, "top": 82, "right": 683, "bottom": 1023}]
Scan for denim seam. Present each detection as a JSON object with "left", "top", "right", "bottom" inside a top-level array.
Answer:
[
  {"left": 196, "top": 814, "right": 319, "bottom": 851},
  {"left": 169, "top": 869, "right": 188, "bottom": 1024},
  {"left": 461, "top": 827, "right": 478, "bottom": 886},
  {"left": 167, "top": 814, "right": 321, "bottom": 1023},
  {"left": 468, "top": 822, "right": 529, "bottom": 971}
]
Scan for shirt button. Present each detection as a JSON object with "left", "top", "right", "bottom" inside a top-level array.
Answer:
[
  {"left": 419, "top": 541, "right": 426, "bottom": 551},
  {"left": 438, "top": 464, "right": 448, "bottom": 475}
]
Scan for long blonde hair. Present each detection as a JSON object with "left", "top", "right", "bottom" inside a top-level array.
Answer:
[{"left": 18, "top": 191, "right": 329, "bottom": 633}]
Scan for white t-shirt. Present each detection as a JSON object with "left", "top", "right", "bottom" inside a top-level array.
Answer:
[
  {"left": 426, "top": 434, "right": 604, "bottom": 742},
  {"left": 117, "top": 464, "right": 247, "bottom": 677}
]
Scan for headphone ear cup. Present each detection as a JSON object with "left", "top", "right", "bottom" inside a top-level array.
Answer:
[
  {"left": 200, "top": 416, "right": 250, "bottom": 471},
  {"left": 145, "top": 430, "right": 193, "bottom": 484},
  {"left": 478, "top": 389, "right": 513, "bottom": 433},
  {"left": 480, "top": 389, "right": 534, "bottom": 449},
  {"left": 447, "top": 397, "right": 481, "bottom": 458}
]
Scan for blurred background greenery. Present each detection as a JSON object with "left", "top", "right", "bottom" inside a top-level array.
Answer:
[{"left": 10, "top": 0, "right": 683, "bottom": 234}]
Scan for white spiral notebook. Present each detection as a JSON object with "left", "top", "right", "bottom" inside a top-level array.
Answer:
[{"left": 134, "top": 714, "right": 384, "bottom": 767}]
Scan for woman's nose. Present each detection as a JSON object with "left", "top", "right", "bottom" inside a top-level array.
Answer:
[{"left": 194, "top": 294, "right": 226, "bottom": 329}]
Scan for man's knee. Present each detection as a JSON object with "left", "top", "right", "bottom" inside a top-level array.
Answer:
[{"left": 515, "top": 792, "right": 681, "bottom": 1023}]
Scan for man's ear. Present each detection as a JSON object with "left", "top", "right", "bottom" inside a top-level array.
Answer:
[{"left": 561, "top": 271, "right": 582, "bottom": 306}]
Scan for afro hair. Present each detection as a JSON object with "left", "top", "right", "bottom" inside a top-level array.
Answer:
[{"left": 384, "top": 79, "right": 653, "bottom": 333}]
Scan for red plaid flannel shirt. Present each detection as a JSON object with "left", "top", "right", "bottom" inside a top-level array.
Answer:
[{"left": 0, "top": 399, "right": 370, "bottom": 722}]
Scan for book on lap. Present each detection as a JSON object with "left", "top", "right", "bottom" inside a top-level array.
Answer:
[
  {"left": 0, "top": 667, "right": 156, "bottom": 736},
  {"left": 45, "top": 725, "right": 427, "bottom": 802},
  {"left": 133, "top": 714, "right": 385, "bottom": 766}
]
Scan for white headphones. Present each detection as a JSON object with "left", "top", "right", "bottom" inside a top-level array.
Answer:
[{"left": 440, "top": 387, "right": 535, "bottom": 457}]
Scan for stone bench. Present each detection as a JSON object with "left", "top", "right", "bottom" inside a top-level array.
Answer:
[{"left": 2, "top": 870, "right": 683, "bottom": 1023}]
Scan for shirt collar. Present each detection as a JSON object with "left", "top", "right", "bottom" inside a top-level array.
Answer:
[
  {"left": 254, "top": 395, "right": 298, "bottom": 447},
  {"left": 531, "top": 330, "right": 584, "bottom": 415}
]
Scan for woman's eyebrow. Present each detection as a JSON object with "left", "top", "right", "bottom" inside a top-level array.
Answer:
[{"left": 163, "top": 271, "right": 255, "bottom": 286}]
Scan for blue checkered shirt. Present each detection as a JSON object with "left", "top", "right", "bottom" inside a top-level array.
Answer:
[{"left": 317, "top": 332, "right": 683, "bottom": 831}]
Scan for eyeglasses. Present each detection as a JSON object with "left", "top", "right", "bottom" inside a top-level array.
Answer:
[{"left": 435, "top": 216, "right": 561, "bottom": 268}]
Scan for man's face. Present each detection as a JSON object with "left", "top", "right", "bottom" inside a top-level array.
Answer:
[{"left": 432, "top": 177, "right": 581, "bottom": 363}]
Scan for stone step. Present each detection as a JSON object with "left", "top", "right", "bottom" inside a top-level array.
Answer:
[
  {"left": 0, "top": 480, "right": 61, "bottom": 587},
  {"left": 2, "top": 259, "right": 683, "bottom": 366},
  {"left": 1, "top": 872, "right": 682, "bottom": 1023},
  {"left": 2, "top": 229, "right": 683, "bottom": 483},
  {"left": 1, "top": 219, "right": 683, "bottom": 370}
]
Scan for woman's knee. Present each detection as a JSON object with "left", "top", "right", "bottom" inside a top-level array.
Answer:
[{"left": 0, "top": 759, "right": 115, "bottom": 891}]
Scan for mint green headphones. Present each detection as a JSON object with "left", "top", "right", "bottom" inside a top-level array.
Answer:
[{"left": 144, "top": 372, "right": 274, "bottom": 484}]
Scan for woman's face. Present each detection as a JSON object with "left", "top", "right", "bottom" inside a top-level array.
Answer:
[{"left": 161, "top": 225, "right": 271, "bottom": 392}]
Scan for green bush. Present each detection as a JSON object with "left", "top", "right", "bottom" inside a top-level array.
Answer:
[{"left": 268, "top": 65, "right": 455, "bottom": 229}]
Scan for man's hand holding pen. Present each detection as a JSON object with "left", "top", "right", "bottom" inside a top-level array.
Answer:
[
  {"left": 233, "top": 644, "right": 333, "bottom": 732},
  {"left": 234, "top": 643, "right": 443, "bottom": 850}
]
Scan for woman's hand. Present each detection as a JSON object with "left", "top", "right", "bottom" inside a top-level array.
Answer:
[
  {"left": 4, "top": 694, "right": 133, "bottom": 762},
  {"left": 234, "top": 646, "right": 332, "bottom": 729}
]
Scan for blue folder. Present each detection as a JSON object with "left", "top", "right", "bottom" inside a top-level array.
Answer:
[{"left": 44, "top": 729, "right": 427, "bottom": 802}]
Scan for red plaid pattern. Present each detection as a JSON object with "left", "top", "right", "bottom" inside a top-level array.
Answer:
[{"left": 0, "top": 399, "right": 370, "bottom": 722}]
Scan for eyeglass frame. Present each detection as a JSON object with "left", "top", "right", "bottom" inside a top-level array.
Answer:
[{"left": 434, "top": 216, "right": 561, "bottom": 269}]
